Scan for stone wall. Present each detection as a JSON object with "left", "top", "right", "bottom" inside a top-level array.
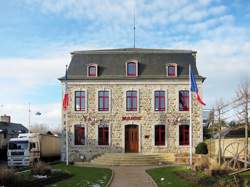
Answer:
[{"left": 61, "top": 80, "right": 203, "bottom": 161}]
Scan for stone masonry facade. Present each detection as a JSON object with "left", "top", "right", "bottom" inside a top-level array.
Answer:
[{"left": 61, "top": 80, "right": 203, "bottom": 162}]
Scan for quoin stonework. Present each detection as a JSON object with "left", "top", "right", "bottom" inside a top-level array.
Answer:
[{"left": 59, "top": 48, "right": 205, "bottom": 162}]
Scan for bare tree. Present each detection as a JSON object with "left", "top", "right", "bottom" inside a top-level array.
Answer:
[
  {"left": 30, "top": 123, "right": 50, "bottom": 134},
  {"left": 214, "top": 98, "right": 225, "bottom": 166},
  {"left": 235, "top": 79, "right": 250, "bottom": 168}
]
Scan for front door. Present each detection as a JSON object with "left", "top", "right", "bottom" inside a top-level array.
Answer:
[{"left": 125, "top": 125, "right": 139, "bottom": 153}]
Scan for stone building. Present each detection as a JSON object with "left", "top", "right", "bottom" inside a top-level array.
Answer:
[
  {"left": 0, "top": 115, "right": 28, "bottom": 160},
  {"left": 60, "top": 48, "right": 205, "bottom": 161}
]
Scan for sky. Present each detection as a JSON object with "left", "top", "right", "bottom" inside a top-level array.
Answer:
[{"left": 0, "top": 0, "right": 250, "bottom": 129}]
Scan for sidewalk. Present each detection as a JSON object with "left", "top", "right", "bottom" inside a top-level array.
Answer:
[{"left": 109, "top": 166, "right": 157, "bottom": 187}]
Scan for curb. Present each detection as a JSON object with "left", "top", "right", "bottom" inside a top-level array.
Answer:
[
  {"left": 145, "top": 167, "right": 159, "bottom": 187},
  {"left": 105, "top": 167, "right": 114, "bottom": 187}
]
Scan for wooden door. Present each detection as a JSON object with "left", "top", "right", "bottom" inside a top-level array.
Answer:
[{"left": 125, "top": 125, "right": 139, "bottom": 153}]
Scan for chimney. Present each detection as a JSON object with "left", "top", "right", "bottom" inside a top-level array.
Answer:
[{"left": 0, "top": 115, "right": 11, "bottom": 123}]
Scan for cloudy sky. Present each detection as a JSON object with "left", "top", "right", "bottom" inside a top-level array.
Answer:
[{"left": 0, "top": 0, "right": 250, "bottom": 129}]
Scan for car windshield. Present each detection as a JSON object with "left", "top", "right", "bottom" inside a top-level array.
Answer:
[{"left": 8, "top": 141, "right": 29, "bottom": 150}]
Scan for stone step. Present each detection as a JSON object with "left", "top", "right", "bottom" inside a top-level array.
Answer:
[{"left": 89, "top": 153, "right": 175, "bottom": 166}]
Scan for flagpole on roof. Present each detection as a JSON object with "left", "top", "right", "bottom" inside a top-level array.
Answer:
[{"left": 189, "top": 64, "right": 193, "bottom": 166}]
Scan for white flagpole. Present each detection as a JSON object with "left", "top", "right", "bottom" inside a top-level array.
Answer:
[
  {"left": 64, "top": 65, "right": 69, "bottom": 166},
  {"left": 189, "top": 64, "right": 193, "bottom": 166}
]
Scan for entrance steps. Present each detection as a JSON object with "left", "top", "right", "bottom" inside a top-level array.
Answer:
[{"left": 88, "top": 153, "right": 175, "bottom": 166}]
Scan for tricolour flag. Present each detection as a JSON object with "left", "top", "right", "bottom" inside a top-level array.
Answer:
[
  {"left": 63, "top": 65, "right": 69, "bottom": 111},
  {"left": 190, "top": 68, "right": 206, "bottom": 106}
]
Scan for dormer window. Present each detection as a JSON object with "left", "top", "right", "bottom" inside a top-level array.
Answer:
[
  {"left": 167, "top": 64, "right": 177, "bottom": 77},
  {"left": 126, "top": 60, "right": 138, "bottom": 77},
  {"left": 87, "top": 64, "right": 98, "bottom": 77}
]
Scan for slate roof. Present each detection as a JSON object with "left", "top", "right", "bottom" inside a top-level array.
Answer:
[
  {"left": 59, "top": 48, "right": 205, "bottom": 81},
  {"left": 0, "top": 122, "right": 28, "bottom": 135}
]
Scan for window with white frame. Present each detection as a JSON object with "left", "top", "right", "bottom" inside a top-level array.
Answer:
[
  {"left": 126, "top": 61, "right": 138, "bottom": 77},
  {"left": 74, "top": 125, "right": 85, "bottom": 145},
  {"left": 75, "top": 91, "right": 86, "bottom": 111},
  {"left": 179, "top": 124, "right": 189, "bottom": 146},
  {"left": 166, "top": 64, "right": 177, "bottom": 77},
  {"left": 154, "top": 91, "right": 165, "bottom": 111},
  {"left": 98, "top": 90, "right": 109, "bottom": 111},
  {"left": 126, "top": 90, "right": 137, "bottom": 111},
  {"left": 179, "top": 90, "right": 189, "bottom": 111},
  {"left": 87, "top": 64, "right": 98, "bottom": 77},
  {"left": 155, "top": 125, "right": 165, "bottom": 146},
  {"left": 98, "top": 123, "right": 109, "bottom": 145}
]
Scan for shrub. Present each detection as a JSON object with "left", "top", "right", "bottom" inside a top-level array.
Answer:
[
  {"left": 0, "top": 167, "right": 16, "bottom": 185},
  {"left": 31, "top": 161, "right": 52, "bottom": 176},
  {"left": 195, "top": 142, "right": 208, "bottom": 154},
  {"left": 193, "top": 156, "right": 209, "bottom": 171}
]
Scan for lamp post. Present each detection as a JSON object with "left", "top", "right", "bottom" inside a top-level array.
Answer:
[{"left": 28, "top": 103, "right": 42, "bottom": 133}]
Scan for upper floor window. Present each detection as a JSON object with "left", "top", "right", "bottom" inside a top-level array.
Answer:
[
  {"left": 98, "top": 91, "right": 109, "bottom": 111},
  {"left": 75, "top": 91, "right": 86, "bottom": 111},
  {"left": 179, "top": 124, "right": 189, "bottom": 146},
  {"left": 167, "top": 64, "right": 177, "bottom": 77},
  {"left": 87, "top": 64, "right": 98, "bottom": 77},
  {"left": 179, "top": 90, "right": 189, "bottom": 111},
  {"left": 154, "top": 91, "right": 165, "bottom": 111},
  {"left": 126, "top": 61, "right": 138, "bottom": 77},
  {"left": 98, "top": 124, "right": 109, "bottom": 145},
  {"left": 126, "top": 91, "right": 137, "bottom": 111},
  {"left": 155, "top": 125, "right": 165, "bottom": 146},
  {"left": 74, "top": 125, "right": 85, "bottom": 145}
]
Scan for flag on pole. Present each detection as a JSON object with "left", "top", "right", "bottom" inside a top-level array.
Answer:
[
  {"left": 63, "top": 65, "right": 69, "bottom": 111},
  {"left": 190, "top": 69, "right": 206, "bottom": 106}
]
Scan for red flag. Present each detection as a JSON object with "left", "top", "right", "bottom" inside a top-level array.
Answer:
[
  {"left": 63, "top": 93, "right": 69, "bottom": 111},
  {"left": 63, "top": 65, "right": 69, "bottom": 111}
]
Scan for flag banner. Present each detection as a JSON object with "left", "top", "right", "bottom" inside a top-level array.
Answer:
[
  {"left": 190, "top": 70, "right": 206, "bottom": 106},
  {"left": 63, "top": 93, "right": 69, "bottom": 111},
  {"left": 63, "top": 65, "right": 69, "bottom": 111}
]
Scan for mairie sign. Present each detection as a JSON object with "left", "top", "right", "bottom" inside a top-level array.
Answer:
[{"left": 122, "top": 116, "right": 142, "bottom": 121}]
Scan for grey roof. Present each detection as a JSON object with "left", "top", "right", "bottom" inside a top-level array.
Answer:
[
  {"left": 59, "top": 48, "right": 205, "bottom": 81},
  {"left": 0, "top": 122, "right": 28, "bottom": 135}
]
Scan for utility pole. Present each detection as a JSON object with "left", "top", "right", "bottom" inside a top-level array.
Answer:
[
  {"left": 28, "top": 103, "right": 31, "bottom": 133},
  {"left": 218, "top": 107, "right": 222, "bottom": 166},
  {"left": 244, "top": 91, "right": 249, "bottom": 168}
]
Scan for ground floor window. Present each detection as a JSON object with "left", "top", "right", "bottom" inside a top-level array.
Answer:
[
  {"left": 179, "top": 124, "right": 189, "bottom": 145},
  {"left": 155, "top": 125, "right": 165, "bottom": 146},
  {"left": 98, "top": 124, "right": 109, "bottom": 145},
  {"left": 74, "top": 125, "right": 85, "bottom": 145}
]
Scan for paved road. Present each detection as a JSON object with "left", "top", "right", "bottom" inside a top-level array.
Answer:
[{"left": 110, "top": 166, "right": 157, "bottom": 187}]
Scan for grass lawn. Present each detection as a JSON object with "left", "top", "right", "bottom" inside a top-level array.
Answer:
[
  {"left": 146, "top": 166, "right": 203, "bottom": 187},
  {"left": 47, "top": 164, "right": 112, "bottom": 187}
]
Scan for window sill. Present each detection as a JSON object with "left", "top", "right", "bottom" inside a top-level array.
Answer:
[{"left": 153, "top": 145, "right": 168, "bottom": 148}]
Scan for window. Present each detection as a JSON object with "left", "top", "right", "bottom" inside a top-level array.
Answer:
[
  {"left": 74, "top": 125, "right": 85, "bottom": 145},
  {"left": 87, "top": 64, "right": 97, "bottom": 77},
  {"left": 126, "top": 91, "right": 137, "bottom": 111},
  {"left": 98, "top": 124, "right": 109, "bottom": 145},
  {"left": 179, "top": 125, "right": 189, "bottom": 145},
  {"left": 154, "top": 91, "right": 165, "bottom": 111},
  {"left": 167, "top": 65, "right": 176, "bottom": 76},
  {"left": 98, "top": 91, "right": 109, "bottom": 111},
  {"left": 127, "top": 62, "right": 137, "bottom": 76},
  {"left": 75, "top": 91, "right": 86, "bottom": 111},
  {"left": 29, "top": 142, "right": 36, "bottom": 150},
  {"left": 179, "top": 90, "right": 189, "bottom": 111},
  {"left": 155, "top": 125, "right": 165, "bottom": 146}
]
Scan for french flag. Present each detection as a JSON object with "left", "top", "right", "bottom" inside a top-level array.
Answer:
[
  {"left": 63, "top": 65, "right": 69, "bottom": 111},
  {"left": 190, "top": 68, "right": 206, "bottom": 106}
]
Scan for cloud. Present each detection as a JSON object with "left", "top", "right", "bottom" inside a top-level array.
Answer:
[
  {"left": 1, "top": 0, "right": 250, "bottom": 125},
  {"left": 1, "top": 103, "right": 61, "bottom": 129}
]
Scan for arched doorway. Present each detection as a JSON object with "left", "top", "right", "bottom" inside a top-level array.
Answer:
[{"left": 125, "top": 125, "right": 139, "bottom": 153}]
